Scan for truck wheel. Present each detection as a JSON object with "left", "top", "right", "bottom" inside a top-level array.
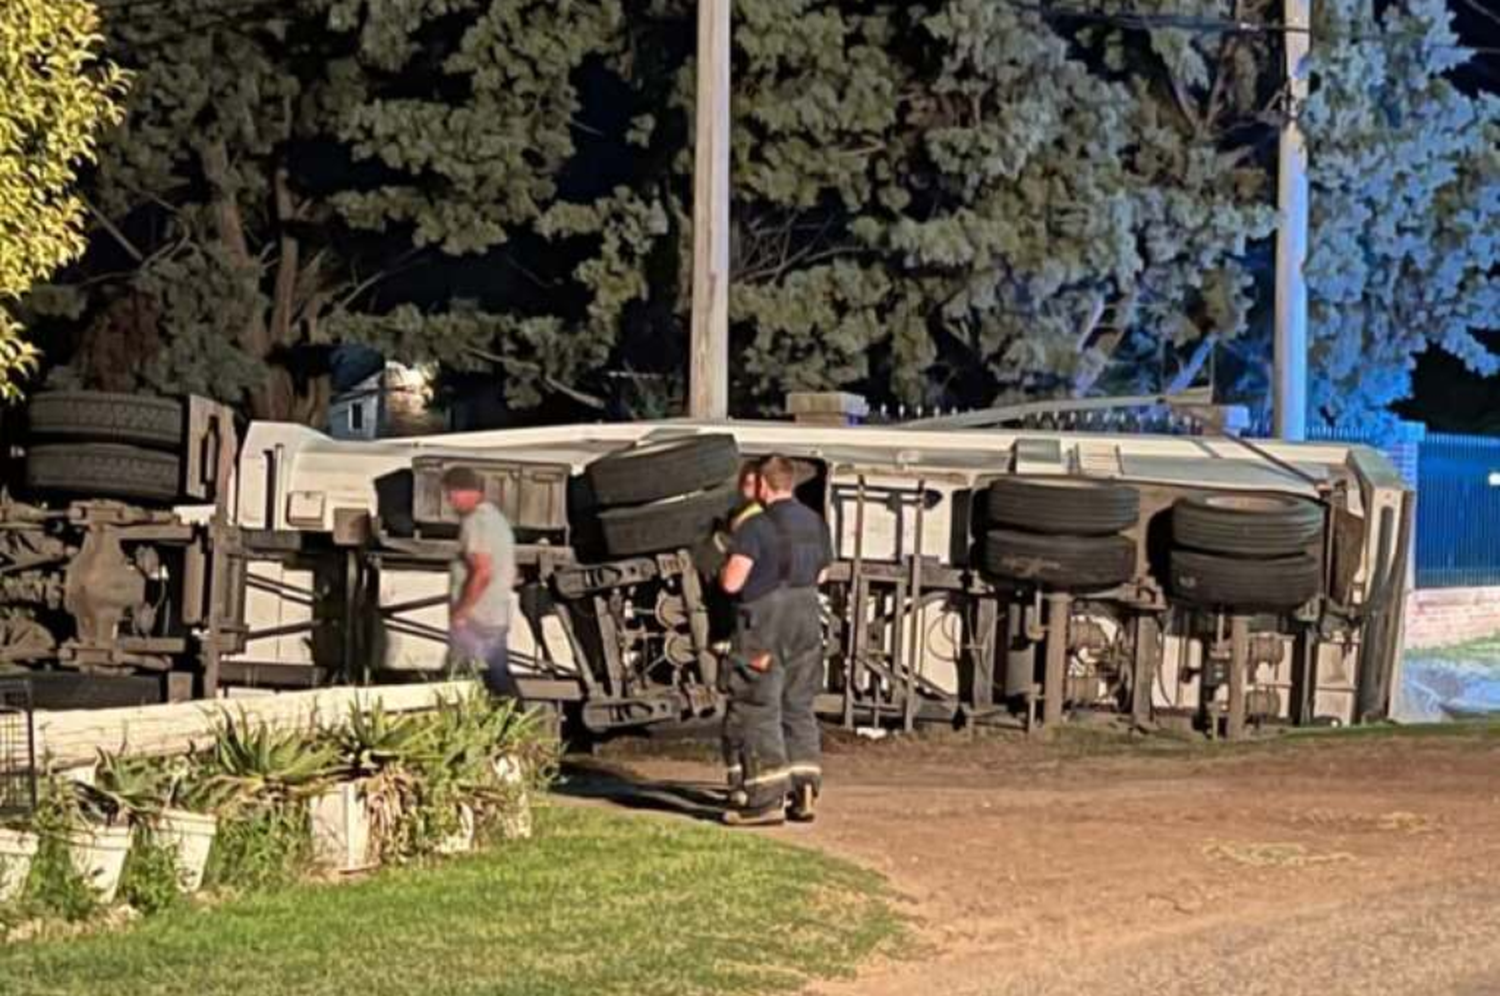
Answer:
[
  {"left": 980, "top": 529, "right": 1137, "bottom": 591},
  {"left": 25, "top": 443, "right": 181, "bottom": 503},
  {"left": 1172, "top": 493, "right": 1324, "bottom": 558},
  {"left": 27, "top": 391, "right": 185, "bottom": 450},
  {"left": 599, "top": 483, "right": 739, "bottom": 558},
  {"left": 984, "top": 477, "right": 1140, "bottom": 536},
  {"left": 1169, "top": 549, "right": 1321, "bottom": 610},
  {"left": 584, "top": 435, "right": 739, "bottom": 508}
]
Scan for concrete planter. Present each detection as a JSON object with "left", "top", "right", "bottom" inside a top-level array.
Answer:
[
  {"left": 65, "top": 823, "right": 132, "bottom": 903},
  {"left": 434, "top": 804, "right": 475, "bottom": 856},
  {"left": 492, "top": 756, "right": 532, "bottom": 841},
  {"left": 309, "top": 782, "right": 374, "bottom": 873},
  {"left": 157, "top": 809, "right": 218, "bottom": 893},
  {"left": 0, "top": 827, "right": 39, "bottom": 903}
]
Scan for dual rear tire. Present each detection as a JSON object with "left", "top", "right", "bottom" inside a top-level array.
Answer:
[
  {"left": 1168, "top": 493, "right": 1325, "bottom": 612},
  {"left": 976, "top": 478, "right": 1327, "bottom": 610},
  {"left": 977, "top": 477, "right": 1140, "bottom": 591},
  {"left": 22, "top": 392, "right": 187, "bottom": 504},
  {"left": 583, "top": 435, "right": 742, "bottom": 557}
]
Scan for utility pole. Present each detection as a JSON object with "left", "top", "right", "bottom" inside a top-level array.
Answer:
[
  {"left": 688, "top": 0, "right": 731, "bottom": 420},
  {"left": 1273, "top": 0, "right": 1310, "bottom": 441}
]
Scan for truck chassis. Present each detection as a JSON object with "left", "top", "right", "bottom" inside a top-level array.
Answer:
[{"left": 0, "top": 392, "right": 1412, "bottom": 738}]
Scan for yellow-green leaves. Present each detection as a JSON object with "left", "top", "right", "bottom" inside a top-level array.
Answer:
[{"left": 0, "top": 0, "right": 125, "bottom": 399}]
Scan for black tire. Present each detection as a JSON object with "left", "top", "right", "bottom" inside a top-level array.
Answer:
[
  {"left": 984, "top": 476, "right": 1140, "bottom": 536},
  {"left": 599, "top": 484, "right": 739, "bottom": 557},
  {"left": 1169, "top": 549, "right": 1322, "bottom": 611},
  {"left": 1172, "top": 493, "right": 1324, "bottom": 558},
  {"left": 25, "top": 443, "right": 182, "bottom": 503},
  {"left": 585, "top": 435, "right": 739, "bottom": 508},
  {"left": 27, "top": 391, "right": 184, "bottom": 450},
  {"left": 980, "top": 529, "right": 1138, "bottom": 591}
]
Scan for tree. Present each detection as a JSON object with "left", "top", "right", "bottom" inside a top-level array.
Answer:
[
  {"left": 33, "top": 0, "right": 660, "bottom": 424},
  {"left": 1304, "top": 0, "right": 1499, "bottom": 436},
  {"left": 0, "top": 0, "right": 124, "bottom": 398},
  {"left": 32, "top": 0, "right": 1496, "bottom": 431},
  {"left": 641, "top": 0, "right": 1279, "bottom": 413}
]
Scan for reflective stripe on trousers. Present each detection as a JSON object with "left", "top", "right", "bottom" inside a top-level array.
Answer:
[{"left": 722, "top": 586, "right": 824, "bottom": 808}]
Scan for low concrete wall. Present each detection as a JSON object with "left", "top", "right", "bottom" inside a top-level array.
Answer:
[
  {"left": 1405, "top": 587, "right": 1500, "bottom": 650},
  {"left": 33, "top": 681, "right": 476, "bottom": 771}
]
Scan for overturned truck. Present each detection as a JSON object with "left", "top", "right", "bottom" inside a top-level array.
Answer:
[{"left": 0, "top": 392, "right": 1412, "bottom": 738}]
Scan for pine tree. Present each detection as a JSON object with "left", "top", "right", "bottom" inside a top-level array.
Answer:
[
  {"left": 653, "top": 0, "right": 1278, "bottom": 412},
  {"left": 1304, "top": 0, "right": 1498, "bottom": 435},
  {"left": 30, "top": 0, "right": 656, "bottom": 423}
]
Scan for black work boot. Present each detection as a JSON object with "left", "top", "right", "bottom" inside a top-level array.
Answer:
[{"left": 787, "top": 783, "right": 818, "bottom": 823}]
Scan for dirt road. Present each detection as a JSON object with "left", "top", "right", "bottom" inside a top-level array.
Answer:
[{"left": 578, "top": 727, "right": 1500, "bottom": 996}]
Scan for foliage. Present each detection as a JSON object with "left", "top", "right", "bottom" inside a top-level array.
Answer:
[
  {"left": 0, "top": 808, "right": 901, "bottom": 996},
  {"left": 198, "top": 713, "right": 340, "bottom": 815},
  {"left": 652, "top": 0, "right": 1274, "bottom": 411},
  {"left": 334, "top": 692, "right": 555, "bottom": 861},
  {"left": 1304, "top": 0, "right": 1500, "bottom": 435},
  {"left": 17, "top": 0, "right": 1498, "bottom": 427},
  {"left": 0, "top": 0, "right": 126, "bottom": 398},
  {"left": 30, "top": 0, "right": 643, "bottom": 423},
  {"left": 201, "top": 805, "right": 310, "bottom": 894},
  {"left": 115, "top": 829, "right": 182, "bottom": 916},
  {"left": 20, "top": 786, "right": 100, "bottom": 922}
]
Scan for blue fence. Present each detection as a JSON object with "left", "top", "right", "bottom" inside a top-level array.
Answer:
[
  {"left": 1408, "top": 433, "right": 1500, "bottom": 590},
  {"left": 1303, "top": 425, "right": 1500, "bottom": 590}
]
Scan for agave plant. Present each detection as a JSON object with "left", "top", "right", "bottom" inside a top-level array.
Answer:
[
  {"left": 336, "top": 701, "right": 438, "bottom": 779},
  {"left": 422, "top": 693, "right": 558, "bottom": 802},
  {"left": 84, "top": 749, "right": 169, "bottom": 822},
  {"left": 198, "top": 712, "right": 340, "bottom": 814}
]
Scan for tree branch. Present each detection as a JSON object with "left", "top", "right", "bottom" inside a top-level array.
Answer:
[
  {"left": 268, "top": 164, "right": 300, "bottom": 351},
  {"left": 1167, "top": 334, "right": 1218, "bottom": 394},
  {"left": 463, "top": 346, "right": 608, "bottom": 410},
  {"left": 81, "top": 195, "right": 145, "bottom": 263}
]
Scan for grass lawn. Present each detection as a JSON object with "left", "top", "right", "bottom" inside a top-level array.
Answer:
[{"left": 0, "top": 807, "right": 899, "bottom": 996}]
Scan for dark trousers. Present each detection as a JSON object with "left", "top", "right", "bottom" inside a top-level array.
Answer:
[
  {"left": 722, "top": 586, "right": 824, "bottom": 810},
  {"left": 450, "top": 622, "right": 519, "bottom": 699}
]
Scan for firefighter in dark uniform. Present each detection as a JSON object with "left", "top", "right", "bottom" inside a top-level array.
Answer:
[
  {"left": 712, "top": 461, "right": 766, "bottom": 797},
  {"left": 718, "top": 455, "right": 832, "bottom": 826}
]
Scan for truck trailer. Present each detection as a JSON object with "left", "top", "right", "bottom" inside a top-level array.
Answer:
[{"left": 0, "top": 392, "right": 1412, "bottom": 738}]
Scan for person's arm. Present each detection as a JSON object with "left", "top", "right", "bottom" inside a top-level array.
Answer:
[
  {"left": 720, "top": 554, "right": 754, "bottom": 595},
  {"left": 452, "top": 551, "right": 494, "bottom": 623},
  {"left": 721, "top": 517, "right": 764, "bottom": 594}
]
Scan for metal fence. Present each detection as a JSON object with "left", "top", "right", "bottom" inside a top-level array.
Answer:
[
  {"left": 1407, "top": 433, "right": 1500, "bottom": 589},
  {"left": 0, "top": 679, "right": 37, "bottom": 820},
  {"left": 1301, "top": 426, "right": 1500, "bottom": 590}
]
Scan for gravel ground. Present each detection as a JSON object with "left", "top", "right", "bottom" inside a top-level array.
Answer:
[{"left": 572, "top": 726, "right": 1500, "bottom": 996}]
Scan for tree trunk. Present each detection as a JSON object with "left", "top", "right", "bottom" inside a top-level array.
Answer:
[{"left": 201, "top": 142, "right": 326, "bottom": 426}]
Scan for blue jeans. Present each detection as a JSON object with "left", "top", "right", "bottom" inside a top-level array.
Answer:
[{"left": 450, "top": 622, "right": 518, "bottom": 698}]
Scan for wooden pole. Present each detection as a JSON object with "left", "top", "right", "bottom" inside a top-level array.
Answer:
[
  {"left": 1273, "top": 0, "right": 1310, "bottom": 441},
  {"left": 689, "top": 0, "right": 731, "bottom": 421}
]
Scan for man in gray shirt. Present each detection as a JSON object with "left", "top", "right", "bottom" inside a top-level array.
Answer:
[{"left": 443, "top": 466, "right": 519, "bottom": 697}]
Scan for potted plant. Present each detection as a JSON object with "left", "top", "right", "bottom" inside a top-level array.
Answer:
[
  {"left": 90, "top": 749, "right": 224, "bottom": 895},
  {"left": 199, "top": 713, "right": 338, "bottom": 876},
  {"left": 429, "top": 692, "right": 554, "bottom": 843},
  {"left": 331, "top": 701, "right": 440, "bottom": 865},
  {"left": 60, "top": 772, "right": 134, "bottom": 905},
  {"left": 152, "top": 756, "right": 225, "bottom": 893}
]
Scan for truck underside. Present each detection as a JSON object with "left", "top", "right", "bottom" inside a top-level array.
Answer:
[{"left": 0, "top": 393, "right": 1412, "bottom": 739}]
